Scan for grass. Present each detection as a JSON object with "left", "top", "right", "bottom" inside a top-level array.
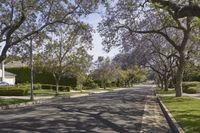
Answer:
[
  {"left": 0, "top": 99, "right": 30, "bottom": 106},
  {"left": 160, "top": 96, "right": 200, "bottom": 133},
  {"left": 156, "top": 88, "right": 175, "bottom": 94}
]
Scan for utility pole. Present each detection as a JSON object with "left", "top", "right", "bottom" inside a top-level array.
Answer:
[{"left": 30, "top": 38, "right": 34, "bottom": 101}]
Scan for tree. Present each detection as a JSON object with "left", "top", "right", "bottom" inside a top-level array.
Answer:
[
  {"left": 99, "top": 0, "right": 200, "bottom": 97},
  {"left": 35, "top": 24, "right": 92, "bottom": 94},
  {"left": 70, "top": 48, "right": 93, "bottom": 92},
  {"left": 0, "top": 0, "right": 103, "bottom": 62},
  {"left": 92, "top": 57, "right": 114, "bottom": 89},
  {"left": 140, "top": 35, "right": 178, "bottom": 91}
]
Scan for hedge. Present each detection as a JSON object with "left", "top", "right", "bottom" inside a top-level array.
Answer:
[
  {"left": 6, "top": 67, "right": 77, "bottom": 88},
  {"left": 0, "top": 87, "right": 29, "bottom": 96},
  {"left": 182, "top": 82, "right": 200, "bottom": 90},
  {"left": 183, "top": 87, "right": 197, "bottom": 94},
  {"left": 41, "top": 84, "right": 71, "bottom": 92}
]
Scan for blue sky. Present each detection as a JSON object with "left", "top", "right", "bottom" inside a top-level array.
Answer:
[{"left": 83, "top": 11, "right": 119, "bottom": 61}]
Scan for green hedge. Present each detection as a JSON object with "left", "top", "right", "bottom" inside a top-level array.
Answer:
[
  {"left": 6, "top": 67, "right": 77, "bottom": 88},
  {"left": 83, "top": 82, "right": 99, "bottom": 90},
  {"left": 0, "top": 87, "right": 29, "bottom": 96},
  {"left": 182, "top": 82, "right": 200, "bottom": 90},
  {"left": 183, "top": 87, "right": 197, "bottom": 94},
  {"left": 41, "top": 84, "right": 71, "bottom": 92}
]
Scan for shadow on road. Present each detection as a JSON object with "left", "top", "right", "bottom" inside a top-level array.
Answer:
[{"left": 0, "top": 87, "right": 163, "bottom": 133}]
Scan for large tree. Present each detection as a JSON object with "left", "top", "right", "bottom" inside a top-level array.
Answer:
[
  {"left": 35, "top": 24, "right": 92, "bottom": 94},
  {"left": 99, "top": 0, "right": 200, "bottom": 97},
  {"left": 92, "top": 57, "right": 115, "bottom": 89},
  {"left": 0, "top": 0, "right": 103, "bottom": 62}
]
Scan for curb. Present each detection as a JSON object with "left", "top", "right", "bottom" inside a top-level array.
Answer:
[{"left": 157, "top": 96, "right": 185, "bottom": 133}]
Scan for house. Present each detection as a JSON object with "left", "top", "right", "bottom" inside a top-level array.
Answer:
[
  {"left": 5, "top": 61, "right": 28, "bottom": 68},
  {"left": 0, "top": 61, "right": 16, "bottom": 85}
]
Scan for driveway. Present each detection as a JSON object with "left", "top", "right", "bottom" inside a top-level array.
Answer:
[{"left": 0, "top": 85, "right": 171, "bottom": 133}]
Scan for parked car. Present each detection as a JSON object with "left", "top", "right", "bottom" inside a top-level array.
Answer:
[{"left": 0, "top": 81, "right": 9, "bottom": 86}]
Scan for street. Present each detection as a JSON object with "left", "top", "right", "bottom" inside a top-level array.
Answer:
[{"left": 0, "top": 85, "right": 171, "bottom": 133}]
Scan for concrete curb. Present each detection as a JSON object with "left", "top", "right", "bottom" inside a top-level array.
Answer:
[{"left": 157, "top": 96, "right": 185, "bottom": 133}]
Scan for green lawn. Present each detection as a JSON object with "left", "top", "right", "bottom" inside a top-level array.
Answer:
[
  {"left": 0, "top": 99, "right": 30, "bottom": 106},
  {"left": 156, "top": 88, "right": 175, "bottom": 94},
  {"left": 160, "top": 96, "right": 200, "bottom": 133}
]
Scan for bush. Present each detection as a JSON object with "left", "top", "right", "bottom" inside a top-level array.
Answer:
[
  {"left": 6, "top": 67, "right": 77, "bottom": 87},
  {"left": 183, "top": 87, "right": 197, "bottom": 94},
  {"left": 60, "top": 86, "right": 71, "bottom": 92},
  {"left": 182, "top": 82, "right": 200, "bottom": 90},
  {"left": 83, "top": 82, "right": 99, "bottom": 90},
  {"left": 41, "top": 84, "right": 53, "bottom": 90},
  {"left": 41, "top": 84, "right": 71, "bottom": 92},
  {"left": 0, "top": 86, "right": 29, "bottom": 96},
  {"left": 33, "top": 84, "right": 41, "bottom": 90}
]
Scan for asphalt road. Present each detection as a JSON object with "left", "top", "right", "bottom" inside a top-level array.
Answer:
[{"left": 0, "top": 85, "right": 171, "bottom": 133}]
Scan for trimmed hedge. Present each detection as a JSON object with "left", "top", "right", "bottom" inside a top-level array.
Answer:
[
  {"left": 0, "top": 87, "right": 29, "bottom": 96},
  {"left": 182, "top": 82, "right": 200, "bottom": 90},
  {"left": 6, "top": 67, "right": 77, "bottom": 88},
  {"left": 183, "top": 87, "right": 197, "bottom": 94},
  {"left": 83, "top": 82, "right": 99, "bottom": 90},
  {"left": 41, "top": 84, "right": 71, "bottom": 92}
]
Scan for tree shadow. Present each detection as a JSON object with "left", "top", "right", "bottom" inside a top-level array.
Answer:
[{"left": 0, "top": 87, "right": 162, "bottom": 133}]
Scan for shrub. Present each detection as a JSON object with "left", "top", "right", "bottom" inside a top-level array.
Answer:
[
  {"left": 182, "top": 82, "right": 200, "bottom": 90},
  {"left": 183, "top": 87, "right": 197, "bottom": 94},
  {"left": 83, "top": 82, "right": 99, "bottom": 90},
  {"left": 6, "top": 67, "right": 77, "bottom": 87},
  {"left": 33, "top": 84, "right": 41, "bottom": 90},
  {"left": 60, "top": 86, "right": 71, "bottom": 92},
  {"left": 41, "top": 84, "right": 71, "bottom": 92},
  {"left": 0, "top": 87, "right": 29, "bottom": 96},
  {"left": 41, "top": 84, "right": 53, "bottom": 90}
]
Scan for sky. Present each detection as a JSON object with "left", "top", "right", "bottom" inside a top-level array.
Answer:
[
  {"left": 83, "top": 11, "right": 119, "bottom": 61},
  {"left": 0, "top": 6, "right": 120, "bottom": 62}
]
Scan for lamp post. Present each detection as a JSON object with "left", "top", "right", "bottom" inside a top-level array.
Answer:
[{"left": 30, "top": 38, "right": 34, "bottom": 101}]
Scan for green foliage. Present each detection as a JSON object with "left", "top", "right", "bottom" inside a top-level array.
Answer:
[
  {"left": 33, "top": 83, "right": 41, "bottom": 90},
  {"left": 0, "top": 86, "right": 29, "bottom": 96},
  {"left": 83, "top": 82, "right": 99, "bottom": 90},
  {"left": 183, "top": 62, "right": 200, "bottom": 81},
  {"left": 83, "top": 77, "right": 99, "bottom": 90},
  {"left": 181, "top": 82, "right": 200, "bottom": 94},
  {"left": 115, "top": 65, "right": 147, "bottom": 87},
  {"left": 5, "top": 67, "right": 77, "bottom": 88},
  {"left": 182, "top": 82, "right": 200, "bottom": 89},
  {"left": 156, "top": 87, "right": 175, "bottom": 94},
  {"left": 0, "top": 99, "right": 30, "bottom": 106},
  {"left": 183, "top": 87, "right": 197, "bottom": 94},
  {"left": 160, "top": 96, "right": 200, "bottom": 133},
  {"left": 83, "top": 76, "right": 99, "bottom": 90},
  {"left": 40, "top": 84, "right": 71, "bottom": 92}
]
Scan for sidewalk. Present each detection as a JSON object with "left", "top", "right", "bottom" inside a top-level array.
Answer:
[{"left": 140, "top": 95, "right": 172, "bottom": 133}]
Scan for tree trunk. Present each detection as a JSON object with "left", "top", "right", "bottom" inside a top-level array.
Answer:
[
  {"left": 175, "top": 52, "right": 185, "bottom": 97},
  {"left": 160, "top": 78, "right": 164, "bottom": 90},
  {"left": 103, "top": 81, "right": 106, "bottom": 89},
  {"left": 164, "top": 77, "right": 169, "bottom": 91},
  {"left": 56, "top": 80, "right": 59, "bottom": 94}
]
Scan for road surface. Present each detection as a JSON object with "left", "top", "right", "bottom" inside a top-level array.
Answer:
[{"left": 0, "top": 85, "right": 171, "bottom": 133}]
